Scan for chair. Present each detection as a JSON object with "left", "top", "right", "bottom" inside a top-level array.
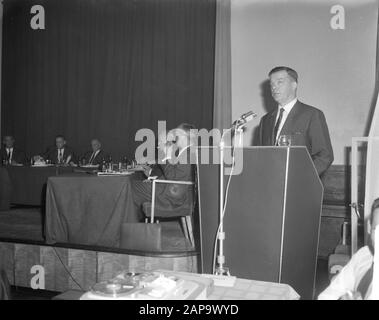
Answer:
[
  {"left": 328, "top": 221, "right": 351, "bottom": 280},
  {"left": 142, "top": 168, "right": 198, "bottom": 248}
]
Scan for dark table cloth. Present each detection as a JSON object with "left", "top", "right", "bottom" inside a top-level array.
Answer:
[
  {"left": 0, "top": 269, "right": 10, "bottom": 300},
  {"left": 0, "top": 168, "right": 11, "bottom": 211},
  {"left": 5, "top": 166, "right": 74, "bottom": 206},
  {"left": 45, "top": 174, "right": 141, "bottom": 248}
]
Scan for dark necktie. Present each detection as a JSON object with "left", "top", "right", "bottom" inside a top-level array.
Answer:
[
  {"left": 357, "top": 263, "right": 374, "bottom": 299},
  {"left": 273, "top": 107, "right": 284, "bottom": 145},
  {"left": 58, "top": 149, "right": 63, "bottom": 162}
]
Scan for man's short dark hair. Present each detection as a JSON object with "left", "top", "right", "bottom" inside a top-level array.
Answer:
[
  {"left": 177, "top": 123, "right": 196, "bottom": 132},
  {"left": 371, "top": 197, "right": 379, "bottom": 224},
  {"left": 3, "top": 135, "right": 15, "bottom": 140},
  {"left": 269, "top": 66, "right": 298, "bottom": 83},
  {"left": 55, "top": 135, "right": 65, "bottom": 140}
]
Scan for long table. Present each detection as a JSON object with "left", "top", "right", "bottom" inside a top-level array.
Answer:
[
  {"left": 0, "top": 165, "right": 74, "bottom": 207},
  {"left": 0, "top": 269, "right": 10, "bottom": 300},
  {"left": 0, "top": 168, "right": 11, "bottom": 211},
  {"left": 45, "top": 173, "right": 142, "bottom": 248}
]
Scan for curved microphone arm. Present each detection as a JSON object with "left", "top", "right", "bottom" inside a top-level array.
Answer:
[{"left": 220, "top": 112, "right": 257, "bottom": 147}]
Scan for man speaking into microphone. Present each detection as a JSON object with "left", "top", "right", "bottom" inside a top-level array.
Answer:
[{"left": 257, "top": 66, "right": 334, "bottom": 176}]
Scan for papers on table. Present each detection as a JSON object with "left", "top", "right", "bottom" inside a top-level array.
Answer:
[
  {"left": 97, "top": 171, "right": 134, "bottom": 176},
  {"left": 31, "top": 164, "right": 54, "bottom": 167},
  {"left": 126, "top": 166, "right": 145, "bottom": 172}
]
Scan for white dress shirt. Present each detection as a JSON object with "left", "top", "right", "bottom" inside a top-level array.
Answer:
[
  {"left": 6, "top": 148, "right": 13, "bottom": 162},
  {"left": 318, "top": 246, "right": 374, "bottom": 300},
  {"left": 274, "top": 98, "right": 298, "bottom": 143},
  {"left": 57, "top": 148, "right": 65, "bottom": 162}
]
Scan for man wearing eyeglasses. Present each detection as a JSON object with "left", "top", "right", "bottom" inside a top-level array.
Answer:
[{"left": 126, "top": 126, "right": 196, "bottom": 222}]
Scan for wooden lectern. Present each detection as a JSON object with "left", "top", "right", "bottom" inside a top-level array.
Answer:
[{"left": 197, "top": 146, "right": 323, "bottom": 300}]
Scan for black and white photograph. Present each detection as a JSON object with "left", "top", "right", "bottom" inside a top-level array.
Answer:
[{"left": 0, "top": 0, "right": 378, "bottom": 305}]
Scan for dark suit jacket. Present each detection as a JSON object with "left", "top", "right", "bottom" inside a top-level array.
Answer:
[
  {"left": 257, "top": 101, "right": 334, "bottom": 176},
  {"left": 81, "top": 149, "right": 109, "bottom": 165},
  {"left": 130, "top": 154, "right": 196, "bottom": 222},
  {"left": 149, "top": 164, "right": 165, "bottom": 178},
  {"left": 156, "top": 163, "right": 195, "bottom": 207},
  {"left": 0, "top": 147, "right": 26, "bottom": 165},
  {"left": 43, "top": 146, "right": 76, "bottom": 164}
]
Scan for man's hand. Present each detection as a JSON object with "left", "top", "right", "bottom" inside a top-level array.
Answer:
[
  {"left": 66, "top": 155, "right": 72, "bottom": 164},
  {"left": 140, "top": 164, "right": 152, "bottom": 177}
]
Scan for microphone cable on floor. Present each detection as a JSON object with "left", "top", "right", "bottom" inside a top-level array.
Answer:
[{"left": 52, "top": 246, "right": 85, "bottom": 291}]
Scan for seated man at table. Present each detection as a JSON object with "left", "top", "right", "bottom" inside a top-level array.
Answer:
[
  {"left": 40, "top": 135, "right": 76, "bottom": 165},
  {"left": 0, "top": 135, "right": 26, "bottom": 166},
  {"left": 318, "top": 197, "right": 379, "bottom": 300},
  {"left": 127, "top": 125, "right": 197, "bottom": 222},
  {"left": 80, "top": 138, "right": 109, "bottom": 166}
]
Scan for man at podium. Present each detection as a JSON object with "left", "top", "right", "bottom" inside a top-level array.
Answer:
[{"left": 257, "top": 66, "right": 334, "bottom": 176}]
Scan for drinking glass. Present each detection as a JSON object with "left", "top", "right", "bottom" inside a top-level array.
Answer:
[{"left": 278, "top": 135, "right": 292, "bottom": 146}]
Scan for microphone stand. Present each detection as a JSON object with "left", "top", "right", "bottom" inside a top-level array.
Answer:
[{"left": 214, "top": 121, "right": 244, "bottom": 276}]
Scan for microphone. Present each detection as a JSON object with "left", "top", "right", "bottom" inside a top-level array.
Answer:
[{"left": 232, "top": 110, "right": 257, "bottom": 128}]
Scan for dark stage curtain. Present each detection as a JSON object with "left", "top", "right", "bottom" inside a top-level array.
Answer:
[{"left": 1, "top": 0, "right": 215, "bottom": 160}]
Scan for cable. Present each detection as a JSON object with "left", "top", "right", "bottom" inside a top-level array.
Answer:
[
  {"left": 212, "top": 136, "right": 237, "bottom": 274},
  {"left": 52, "top": 247, "right": 85, "bottom": 291},
  {"left": 212, "top": 126, "right": 239, "bottom": 274}
]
